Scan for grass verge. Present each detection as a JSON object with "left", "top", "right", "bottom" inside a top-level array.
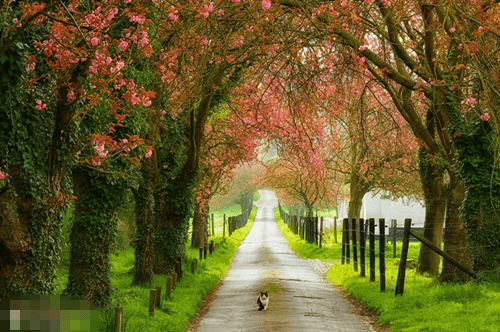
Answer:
[{"left": 275, "top": 209, "right": 500, "bottom": 332}]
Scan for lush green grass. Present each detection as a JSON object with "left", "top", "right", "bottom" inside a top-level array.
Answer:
[{"left": 275, "top": 209, "right": 500, "bottom": 332}]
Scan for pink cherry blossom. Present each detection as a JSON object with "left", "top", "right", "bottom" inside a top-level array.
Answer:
[
  {"left": 145, "top": 150, "right": 153, "bottom": 158},
  {"left": 359, "top": 45, "right": 367, "bottom": 51},
  {"left": 0, "top": 171, "right": 6, "bottom": 179},
  {"left": 99, "top": 150, "right": 108, "bottom": 158},
  {"left": 91, "top": 158, "right": 101, "bottom": 166},
  {"left": 449, "top": 27, "right": 456, "bottom": 33},
  {"left": 90, "top": 37, "right": 99, "bottom": 46},
  {"left": 118, "top": 40, "right": 129, "bottom": 51},
  {"left": 480, "top": 113, "right": 490, "bottom": 122},
  {"left": 168, "top": 13, "right": 179, "bottom": 22},
  {"left": 262, "top": 0, "right": 271, "bottom": 10},
  {"left": 466, "top": 97, "right": 476, "bottom": 104},
  {"left": 478, "top": 26, "right": 484, "bottom": 32},
  {"left": 94, "top": 143, "right": 105, "bottom": 153},
  {"left": 35, "top": 100, "right": 47, "bottom": 110}
]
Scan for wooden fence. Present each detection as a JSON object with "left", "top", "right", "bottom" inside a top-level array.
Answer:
[{"left": 278, "top": 204, "right": 476, "bottom": 297}]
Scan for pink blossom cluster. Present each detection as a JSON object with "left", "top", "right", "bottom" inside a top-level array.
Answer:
[
  {"left": 89, "top": 52, "right": 114, "bottom": 74},
  {"left": 118, "top": 39, "right": 129, "bottom": 51},
  {"left": 199, "top": 2, "right": 214, "bottom": 18},
  {"left": 262, "top": 0, "right": 271, "bottom": 10},
  {"left": 82, "top": 6, "right": 118, "bottom": 29},
  {"left": 12, "top": 18, "right": 22, "bottom": 27},
  {"left": 129, "top": 15, "right": 146, "bottom": 25},
  {"left": 0, "top": 171, "right": 6, "bottom": 179},
  {"left": 90, "top": 157, "right": 101, "bottom": 166},
  {"left": 480, "top": 113, "right": 490, "bottom": 122},
  {"left": 36, "top": 100, "right": 47, "bottom": 110}
]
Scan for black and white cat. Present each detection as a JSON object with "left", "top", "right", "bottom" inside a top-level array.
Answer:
[{"left": 257, "top": 291, "right": 269, "bottom": 311}]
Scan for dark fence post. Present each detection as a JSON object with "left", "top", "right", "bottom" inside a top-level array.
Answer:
[
  {"left": 334, "top": 217, "right": 338, "bottom": 243},
  {"left": 204, "top": 244, "right": 207, "bottom": 259},
  {"left": 345, "top": 218, "right": 350, "bottom": 264},
  {"left": 149, "top": 289, "right": 156, "bottom": 316},
  {"left": 156, "top": 286, "right": 162, "bottom": 308},
  {"left": 352, "top": 218, "right": 358, "bottom": 272},
  {"left": 369, "top": 218, "right": 375, "bottom": 282},
  {"left": 166, "top": 277, "right": 173, "bottom": 298},
  {"left": 223, "top": 214, "right": 226, "bottom": 239},
  {"left": 395, "top": 219, "right": 412, "bottom": 296},
  {"left": 211, "top": 214, "right": 215, "bottom": 236},
  {"left": 341, "top": 218, "right": 346, "bottom": 265},
  {"left": 391, "top": 219, "right": 397, "bottom": 258},
  {"left": 359, "top": 218, "right": 366, "bottom": 277},
  {"left": 379, "top": 218, "right": 386, "bottom": 292},
  {"left": 319, "top": 217, "right": 323, "bottom": 248},
  {"left": 115, "top": 307, "right": 122, "bottom": 332}
]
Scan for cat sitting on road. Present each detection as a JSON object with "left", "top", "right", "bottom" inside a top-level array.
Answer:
[{"left": 257, "top": 291, "right": 269, "bottom": 311}]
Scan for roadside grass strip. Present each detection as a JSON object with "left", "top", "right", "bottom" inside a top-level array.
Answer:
[{"left": 275, "top": 209, "right": 500, "bottom": 332}]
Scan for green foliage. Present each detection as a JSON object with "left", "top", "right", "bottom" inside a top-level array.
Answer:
[{"left": 445, "top": 92, "right": 500, "bottom": 274}]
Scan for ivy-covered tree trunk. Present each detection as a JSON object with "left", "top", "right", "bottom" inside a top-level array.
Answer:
[
  {"left": 131, "top": 157, "right": 156, "bottom": 286},
  {"left": 65, "top": 168, "right": 125, "bottom": 308},
  {"left": 417, "top": 149, "right": 445, "bottom": 276},
  {"left": 455, "top": 120, "right": 500, "bottom": 275},
  {"left": 348, "top": 170, "right": 369, "bottom": 238},
  {"left": 0, "top": 177, "right": 63, "bottom": 299},
  {"left": 191, "top": 201, "right": 208, "bottom": 249},
  {"left": 153, "top": 187, "right": 191, "bottom": 274},
  {"left": 440, "top": 173, "right": 468, "bottom": 282}
]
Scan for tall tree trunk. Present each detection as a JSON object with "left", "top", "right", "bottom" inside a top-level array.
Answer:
[
  {"left": 440, "top": 172, "right": 468, "bottom": 282},
  {"left": 65, "top": 168, "right": 125, "bottom": 308},
  {"left": 191, "top": 201, "right": 208, "bottom": 249},
  {"left": 131, "top": 157, "right": 156, "bottom": 286},
  {"left": 0, "top": 167, "right": 62, "bottom": 299},
  {"left": 417, "top": 149, "right": 446, "bottom": 276}
]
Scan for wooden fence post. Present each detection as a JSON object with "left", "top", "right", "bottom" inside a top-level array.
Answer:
[
  {"left": 352, "top": 218, "right": 358, "bottom": 272},
  {"left": 319, "top": 217, "right": 323, "bottom": 248},
  {"left": 115, "top": 307, "right": 122, "bottom": 332},
  {"left": 344, "top": 218, "right": 350, "bottom": 264},
  {"left": 199, "top": 247, "right": 203, "bottom": 261},
  {"left": 149, "top": 290, "right": 156, "bottom": 316},
  {"left": 359, "top": 218, "right": 366, "bottom": 277},
  {"left": 379, "top": 219, "right": 386, "bottom": 292},
  {"left": 392, "top": 219, "right": 397, "bottom": 258},
  {"left": 191, "top": 260, "right": 196, "bottom": 273},
  {"left": 334, "top": 217, "right": 338, "bottom": 243},
  {"left": 212, "top": 214, "right": 215, "bottom": 236},
  {"left": 156, "top": 286, "right": 162, "bottom": 308},
  {"left": 395, "top": 219, "right": 412, "bottom": 296},
  {"left": 204, "top": 244, "right": 207, "bottom": 259},
  {"left": 172, "top": 272, "right": 177, "bottom": 288},
  {"left": 369, "top": 218, "right": 375, "bottom": 282},
  {"left": 175, "top": 261, "right": 181, "bottom": 281},
  {"left": 223, "top": 214, "right": 226, "bottom": 239},
  {"left": 315, "top": 217, "right": 319, "bottom": 245},
  {"left": 166, "top": 277, "right": 173, "bottom": 298},
  {"left": 341, "top": 218, "right": 346, "bottom": 265}
]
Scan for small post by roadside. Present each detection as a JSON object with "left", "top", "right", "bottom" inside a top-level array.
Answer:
[
  {"left": 115, "top": 307, "right": 122, "bottom": 332},
  {"left": 149, "top": 290, "right": 156, "bottom": 316},
  {"left": 352, "top": 218, "right": 358, "bottom": 272},
  {"left": 319, "top": 217, "right": 323, "bottom": 248},
  {"left": 379, "top": 218, "right": 386, "bottom": 292},
  {"left": 395, "top": 219, "right": 412, "bottom": 296},
  {"left": 359, "top": 218, "right": 366, "bottom": 277},
  {"left": 369, "top": 218, "right": 375, "bottom": 282}
]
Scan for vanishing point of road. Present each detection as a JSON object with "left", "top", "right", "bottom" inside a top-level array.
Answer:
[{"left": 193, "top": 190, "right": 374, "bottom": 332}]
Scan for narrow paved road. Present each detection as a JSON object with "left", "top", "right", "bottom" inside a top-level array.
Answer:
[{"left": 194, "top": 190, "right": 372, "bottom": 332}]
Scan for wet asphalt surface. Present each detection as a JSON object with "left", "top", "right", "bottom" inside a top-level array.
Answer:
[{"left": 194, "top": 190, "right": 372, "bottom": 332}]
